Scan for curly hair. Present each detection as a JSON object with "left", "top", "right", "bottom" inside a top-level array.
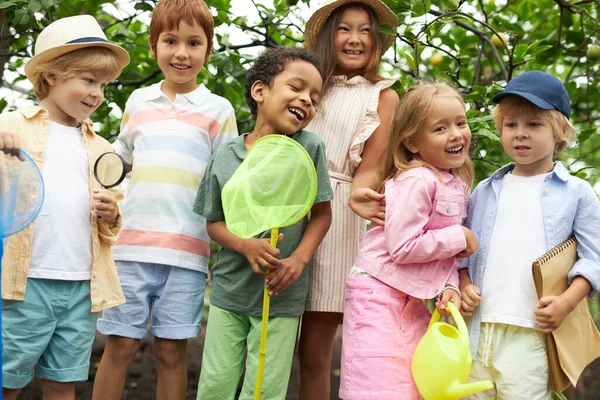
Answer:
[{"left": 245, "top": 47, "right": 323, "bottom": 117}]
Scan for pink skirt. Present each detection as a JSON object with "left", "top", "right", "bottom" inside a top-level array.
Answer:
[{"left": 340, "top": 275, "right": 431, "bottom": 400}]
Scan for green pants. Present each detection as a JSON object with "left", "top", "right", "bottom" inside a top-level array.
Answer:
[{"left": 196, "top": 305, "right": 300, "bottom": 400}]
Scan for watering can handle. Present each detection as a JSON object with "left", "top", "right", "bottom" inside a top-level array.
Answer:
[{"left": 428, "top": 302, "right": 470, "bottom": 350}]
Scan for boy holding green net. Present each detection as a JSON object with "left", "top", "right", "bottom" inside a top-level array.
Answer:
[{"left": 193, "top": 47, "right": 333, "bottom": 399}]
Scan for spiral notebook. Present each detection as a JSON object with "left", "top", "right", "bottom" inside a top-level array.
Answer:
[{"left": 532, "top": 237, "right": 600, "bottom": 392}]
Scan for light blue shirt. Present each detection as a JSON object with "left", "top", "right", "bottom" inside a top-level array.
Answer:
[{"left": 462, "top": 161, "right": 600, "bottom": 359}]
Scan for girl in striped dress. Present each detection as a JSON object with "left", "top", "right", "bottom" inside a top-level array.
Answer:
[{"left": 298, "top": 1, "right": 400, "bottom": 398}]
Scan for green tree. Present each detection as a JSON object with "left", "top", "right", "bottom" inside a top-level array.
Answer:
[{"left": 1, "top": 0, "right": 599, "bottom": 186}]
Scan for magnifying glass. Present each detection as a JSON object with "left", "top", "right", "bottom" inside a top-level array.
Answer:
[{"left": 93, "top": 151, "right": 127, "bottom": 218}]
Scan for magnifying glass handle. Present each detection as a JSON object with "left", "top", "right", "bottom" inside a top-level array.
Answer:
[{"left": 96, "top": 184, "right": 109, "bottom": 219}]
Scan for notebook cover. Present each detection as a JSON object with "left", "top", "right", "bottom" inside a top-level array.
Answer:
[{"left": 532, "top": 237, "right": 600, "bottom": 392}]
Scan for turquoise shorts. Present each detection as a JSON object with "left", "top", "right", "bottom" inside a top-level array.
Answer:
[{"left": 2, "top": 279, "right": 98, "bottom": 389}]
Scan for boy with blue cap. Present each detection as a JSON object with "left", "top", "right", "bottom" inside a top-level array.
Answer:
[{"left": 458, "top": 70, "right": 600, "bottom": 399}]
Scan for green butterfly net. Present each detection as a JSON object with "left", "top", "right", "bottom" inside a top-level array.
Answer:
[
  {"left": 221, "top": 134, "right": 318, "bottom": 400},
  {"left": 222, "top": 134, "right": 318, "bottom": 239}
]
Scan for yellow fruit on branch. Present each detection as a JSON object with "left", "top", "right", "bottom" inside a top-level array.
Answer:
[
  {"left": 491, "top": 33, "right": 508, "bottom": 48},
  {"left": 430, "top": 53, "right": 444, "bottom": 66},
  {"left": 587, "top": 45, "right": 600, "bottom": 62}
]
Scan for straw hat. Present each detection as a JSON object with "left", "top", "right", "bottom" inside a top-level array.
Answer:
[
  {"left": 305, "top": 0, "right": 398, "bottom": 53},
  {"left": 24, "top": 15, "right": 130, "bottom": 81}
]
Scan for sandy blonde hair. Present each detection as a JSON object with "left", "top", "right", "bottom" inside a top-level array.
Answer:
[
  {"left": 492, "top": 96, "right": 576, "bottom": 156},
  {"left": 309, "top": 3, "right": 384, "bottom": 92},
  {"left": 29, "top": 47, "right": 123, "bottom": 100},
  {"left": 377, "top": 81, "right": 474, "bottom": 192}
]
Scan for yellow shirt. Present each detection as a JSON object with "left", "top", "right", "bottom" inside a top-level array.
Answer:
[{"left": 2, "top": 106, "right": 125, "bottom": 312}]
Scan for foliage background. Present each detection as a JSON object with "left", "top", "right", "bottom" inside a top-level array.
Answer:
[{"left": 0, "top": 0, "right": 599, "bottom": 188}]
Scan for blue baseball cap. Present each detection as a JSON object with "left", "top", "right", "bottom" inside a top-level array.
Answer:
[{"left": 492, "top": 70, "right": 571, "bottom": 119}]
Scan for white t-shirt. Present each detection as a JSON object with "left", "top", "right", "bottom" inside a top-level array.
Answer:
[
  {"left": 481, "top": 172, "right": 549, "bottom": 329},
  {"left": 28, "top": 121, "right": 93, "bottom": 280}
]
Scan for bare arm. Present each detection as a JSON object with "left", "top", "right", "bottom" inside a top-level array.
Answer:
[{"left": 349, "top": 88, "right": 399, "bottom": 225}]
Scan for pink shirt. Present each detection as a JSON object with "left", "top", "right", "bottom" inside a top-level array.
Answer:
[{"left": 354, "top": 166, "right": 469, "bottom": 299}]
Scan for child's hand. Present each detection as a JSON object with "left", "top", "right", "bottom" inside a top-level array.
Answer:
[
  {"left": 349, "top": 188, "right": 386, "bottom": 226},
  {"left": 93, "top": 189, "right": 118, "bottom": 224},
  {"left": 534, "top": 295, "right": 571, "bottom": 333},
  {"left": 265, "top": 253, "right": 306, "bottom": 296},
  {"left": 457, "top": 226, "right": 478, "bottom": 258},
  {"left": 241, "top": 234, "right": 283, "bottom": 276},
  {"left": 0, "top": 130, "right": 25, "bottom": 161},
  {"left": 460, "top": 283, "right": 482, "bottom": 316},
  {"left": 436, "top": 288, "right": 461, "bottom": 317}
]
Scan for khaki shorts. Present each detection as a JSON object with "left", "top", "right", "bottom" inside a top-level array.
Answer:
[{"left": 465, "top": 323, "right": 552, "bottom": 400}]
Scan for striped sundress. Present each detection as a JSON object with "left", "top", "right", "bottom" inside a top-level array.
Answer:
[{"left": 304, "top": 75, "right": 397, "bottom": 313}]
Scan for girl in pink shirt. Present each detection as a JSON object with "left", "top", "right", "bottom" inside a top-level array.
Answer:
[{"left": 339, "top": 81, "right": 479, "bottom": 400}]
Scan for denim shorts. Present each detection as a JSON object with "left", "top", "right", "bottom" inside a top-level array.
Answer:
[
  {"left": 2, "top": 279, "right": 98, "bottom": 389},
  {"left": 97, "top": 261, "right": 207, "bottom": 339}
]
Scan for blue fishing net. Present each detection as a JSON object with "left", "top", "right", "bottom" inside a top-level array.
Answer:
[{"left": 0, "top": 150, "right": 45, "bottom": 239}]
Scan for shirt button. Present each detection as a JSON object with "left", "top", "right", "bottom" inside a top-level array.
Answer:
[
  {"left": 434, "top": 289, "right": 439, "bottom": 294},
  {"left": 547, "top": 218, "right": 552, "bottom": 224},
  {"left": 442, "top": 266, "right": 448, "bottom": 271}
]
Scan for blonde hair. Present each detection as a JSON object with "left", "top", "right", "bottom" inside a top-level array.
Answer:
[
  {"left": 29, "top": 47, "right": 124, "bottom": 99},
  {"left": 377, "top": 81, "right": 474, "bottom": 192},
  {"left": 309, "top": 3, "right": 384, "bottom": 92},
  {"left": 492, "top": 96, "right": 576, "bottom": 156}
]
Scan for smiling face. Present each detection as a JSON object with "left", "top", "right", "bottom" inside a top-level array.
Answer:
[
  {"left": 409, "top": 95, "right": 472, "bottom": 170},
  {"left": 252, "top": 60, "right": 322, "bottom": 136},
  {"left": 40, "top": 71, "right": 108, "bottom": 127},
  {"left": 500, "top": 109, "right": 556, "bottom": 176},
  {"left": 151, "top": 20, "right": 208, "bottom": 97},
  {"left": 333, "top": 5, "right": 374, "bottom": 78}
]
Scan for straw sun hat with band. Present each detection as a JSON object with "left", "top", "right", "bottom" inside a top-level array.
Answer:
[
  {"left": 305, "top": 0, "right": 398, "bottom": 53},
  {"left": 24, "top": 14, "right": 130, "bottom": 82}
]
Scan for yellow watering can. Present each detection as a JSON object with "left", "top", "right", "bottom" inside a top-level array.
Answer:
[{"left": 411, "top": 302, "right": 493, "bottom": 400}]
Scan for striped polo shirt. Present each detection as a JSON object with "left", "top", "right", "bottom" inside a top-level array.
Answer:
[{"left": 112, "top": 81, "right": 238, "bottom": 273}]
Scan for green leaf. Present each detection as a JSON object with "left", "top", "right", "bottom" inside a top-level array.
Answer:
[
  {"left": 395, "top": 0, "right": 412, "bottom": 12},
  {"left": 578, "top": 128, "right": 597, "bottom": 143},
  {"left": 379, "top": 24, "right": 396, "bottom": 36},
  {"left": 405, "top": 52, "right": 416, "bottom": 70},
  {"left": 563, "top": 8, "right": 573, "bottom": 28},
  {"left": 40, "top": 0, "right": 56, "bottom": 7},
  {"left": 134, "top": 2, "right": 153, "bottom": 12},
  {"left": 0, "top": 98, "right": 7, "bottom": 113},
  {"left": 441, "top": 0, "right": 459, "bottom": 10},
  {"left": 28, "top": 0, "right": 42, "bottom": 12},
  {"left": 474, "top": 128, "right": 500, "bottom": 141},
  {"left": 0, "top": 2, "right": 14, "bottom": 10},
  {"left": 13, "top": 8, "right": 30, "bottom": 26},
  {"left": 411, "top": 0, "right": 431, "bottom": 17}
]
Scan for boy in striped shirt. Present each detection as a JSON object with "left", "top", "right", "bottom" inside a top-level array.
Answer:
[{"left": 93, "top": 1, "right": 238, "bottom": 398}]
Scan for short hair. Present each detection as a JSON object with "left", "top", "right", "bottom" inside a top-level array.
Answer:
[
  {"left": 149, "top": 0, "right": 214, "bottom": 60},
  {"left": 309, "top": 3, "right": 384, "bottom": 92},
  {"left": 28, "top": 47, "right": 123, "bottom": 100},
  {"left": 244, "top": 47, "right": 323, "bottom": 118},
  {"left": 492, "top": 96, "right": 576, "bottom": 156}
]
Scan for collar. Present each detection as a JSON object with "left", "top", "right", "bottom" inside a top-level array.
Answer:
[
  {"left": 439, "top": 169, "right": 456, "bottom": 183},
  {"left": 19, "top": 106, "right": 95, "bottom": 137},
  {"left": 490, "top": 161, "right": 570, "bottom": 183},
  {"left": 144, "top": 80, "right": 208, "bottom": 107}
]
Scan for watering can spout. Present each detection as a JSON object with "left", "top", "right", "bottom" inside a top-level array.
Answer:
[{"left": 448, "top": 380, "right": 494, "bottom": 399}]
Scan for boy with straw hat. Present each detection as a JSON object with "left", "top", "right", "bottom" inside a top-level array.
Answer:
[{"left": 0, "top": 15, "right": 129, "bottom": 400}]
